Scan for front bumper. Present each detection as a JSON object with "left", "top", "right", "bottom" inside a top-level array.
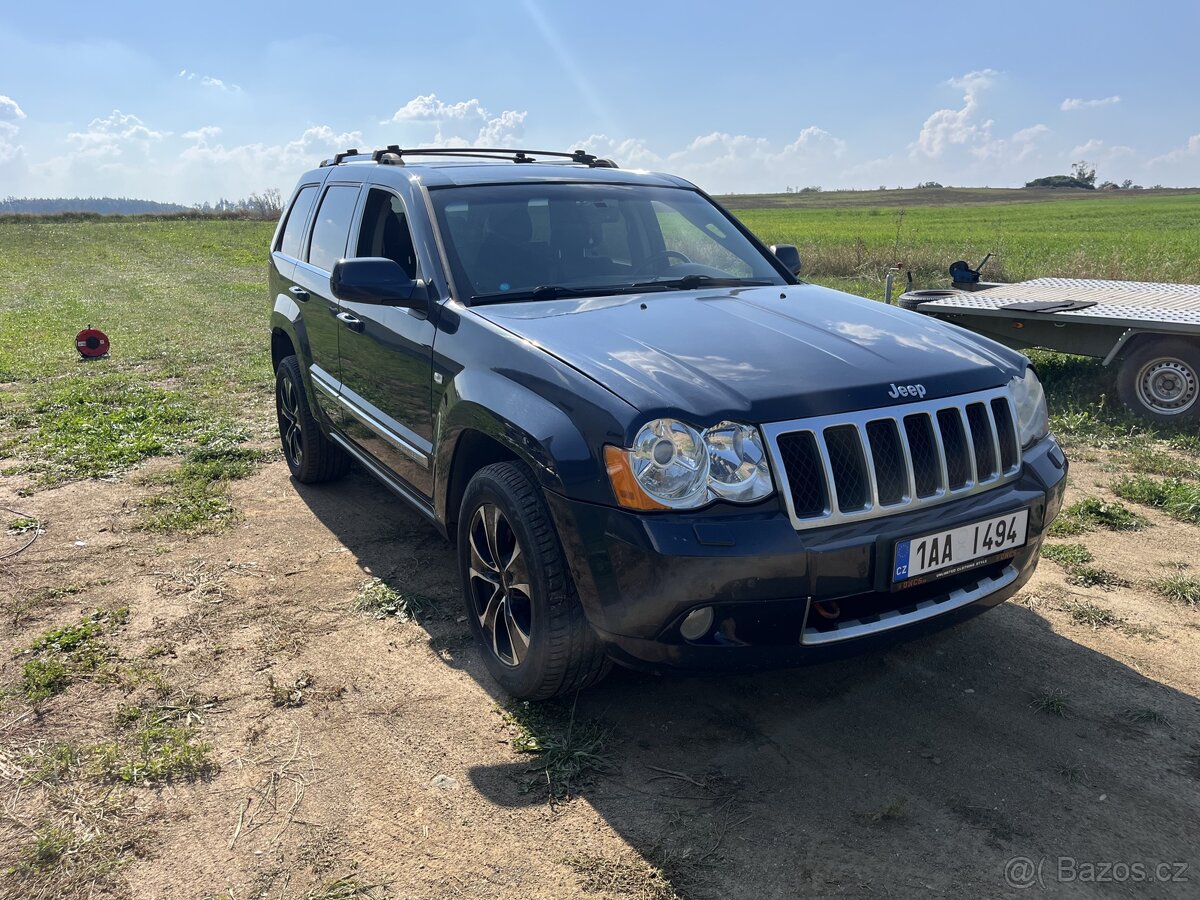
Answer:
[{"left": 546, "top": 436, "right": 1067, "bottom": 669}]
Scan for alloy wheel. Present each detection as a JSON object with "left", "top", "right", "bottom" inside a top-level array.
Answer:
[
  {"left": 467, "top": 503, "right": 533, "bottom": 667},
  {"left": 277, "top": 373, "right": 304, "bottom": 467}
]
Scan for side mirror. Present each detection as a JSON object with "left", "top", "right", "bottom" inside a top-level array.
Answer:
[
  {"left": 770, "top": 244, "right": 802, "bottom": 276},
  {"left": 330, "top": 258, "right": 429, "bottom": 312}
]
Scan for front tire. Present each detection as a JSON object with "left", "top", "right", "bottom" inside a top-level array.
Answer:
[
  {"left": 275, "top": 355, "right": 350, "bottom": 483},
  {"left": 457, "top": 462, "right": 610, "bottom": 700},
  {"left": 1117, "top": 339, "right": 1200, "bottom": 424}
]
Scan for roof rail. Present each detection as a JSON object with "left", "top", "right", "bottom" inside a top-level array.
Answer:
[{"left": 319, "top": 146, "right": 618, "bottom": 168}]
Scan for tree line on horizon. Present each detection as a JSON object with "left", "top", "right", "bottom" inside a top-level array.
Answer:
[{"left": 0, "top": 188, "right": 284, "bottom": 219}]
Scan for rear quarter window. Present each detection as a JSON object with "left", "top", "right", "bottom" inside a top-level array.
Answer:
[{"left": 277, "top": 185, "right": 318, "bottom": 259}]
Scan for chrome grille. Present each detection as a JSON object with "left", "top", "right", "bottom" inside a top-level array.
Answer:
[{"left": 763, "top": 386, "right": 1023, "bottom": 531}]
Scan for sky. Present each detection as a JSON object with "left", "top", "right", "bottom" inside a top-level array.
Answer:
[{"left": 1, "top": 0, "right": 1198, "bottom": 204}]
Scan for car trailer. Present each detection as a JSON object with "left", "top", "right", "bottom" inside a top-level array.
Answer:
[{"left": 897, "top": 267, "right": 1200, "bottom": 424}]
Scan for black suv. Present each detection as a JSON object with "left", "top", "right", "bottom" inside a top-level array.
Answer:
[{"left": 269, "top": 147, "right": 1067, "bottom": 699}]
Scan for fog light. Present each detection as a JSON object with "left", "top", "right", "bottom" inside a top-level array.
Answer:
[{"left": 679, "top": 606, "right": 715, "bottom": 641}]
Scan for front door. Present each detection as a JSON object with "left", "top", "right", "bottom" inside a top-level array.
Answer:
[{"left": 336, "top": 187, "right": 437, "bottom": 499}]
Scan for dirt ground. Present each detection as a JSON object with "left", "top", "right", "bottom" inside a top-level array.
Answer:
[{"left": 2, "top": 448, "right": 1199, "bottom": 899}]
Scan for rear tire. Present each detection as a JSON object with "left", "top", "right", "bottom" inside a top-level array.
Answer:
[
  {"left": 275, "top": 355, "right": 350, "bottom": 483},
  {"left": 457, "top": 461, "right": 610, "bottom": 700},
  {"left": 1116, "top": 338, "right": 1200, "bottom": 424}
]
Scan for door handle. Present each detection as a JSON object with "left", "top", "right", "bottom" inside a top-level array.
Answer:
[
  {"left": 288, "top": 285, "right": 309, "bottom": 302},
  {"left": 336, "top": 311, "right": 365, "bottom": 332}
]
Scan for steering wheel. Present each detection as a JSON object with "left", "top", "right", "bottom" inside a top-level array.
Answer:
[{"left": 635, "top": 249, "right": 691, "bottom": 275}]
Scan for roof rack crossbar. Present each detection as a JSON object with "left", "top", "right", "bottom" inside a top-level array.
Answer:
[{"left": 321, "top": 147, "right": 618, "bottom": 168}]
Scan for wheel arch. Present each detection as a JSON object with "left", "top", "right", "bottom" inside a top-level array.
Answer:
[{"left": 435, "top": 371, "right": 615, "bottom": 538}]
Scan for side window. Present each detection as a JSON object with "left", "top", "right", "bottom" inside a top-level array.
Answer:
[
  {"left": 307, "top": 184, "right": 361, "bottom": 273},
  {"left": 355, "top": 189, "right": 419, "bottom": 279},
  {"left": 277, "top": 185, "right": 317, "bottom": 259}
]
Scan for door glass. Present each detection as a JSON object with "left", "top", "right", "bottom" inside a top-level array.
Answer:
[
  {"left": 355, "top": 189, "right": 419, "bottom": 279},
  {"left": 277, "top": 185, "right": 317, "bottom": 259},
  {"left": 307, "top": 185, "right": 361, "bottom": 273}
]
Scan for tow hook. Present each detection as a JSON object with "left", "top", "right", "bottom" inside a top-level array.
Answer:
[{"left": 812, "top": 600, "right": 841, "bottom": 620}]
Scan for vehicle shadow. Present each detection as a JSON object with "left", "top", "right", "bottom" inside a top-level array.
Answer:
[{"left": 294, "top": 469, "right": 1200, "bottom": 899}]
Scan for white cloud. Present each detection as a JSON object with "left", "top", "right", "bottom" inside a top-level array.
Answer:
[
  {"left": 1061, "top": 96, "right": 1120, "bottom": 111},
  {"left": 384, "top": 93, "right": 527, "bottom": 147},
  {"left": 0, "top": 95, "right": 26, "bottom": 122},
  {"left": 574, "top": 127, "right": 846, "bottom": 193},
  {"left": 182, "top": 125, "right": 222, "bottom": 143},
  {"left": 64, "top": 110, "right": 166, "bottom": 160},
  {"left": 911, "top": 69, "right": 999, "bottom": 159},
  {"left": 0, "top": 95, "right": 25, "bottom": 164},
  {"left": 971, "top": 123, "right": 1050, "bottom": 165},
  {"left": 1148, "top": 133, "right": 1200, "bottom": 166},
  {"left": 388, "top": 95, "right": 488, "bottom": 122},
  {"left": 178, "top": 69, "right": 241, "bottom": 93},
  {"left": 1070, "top": 138, "right": 1135, "bottom": 161}
]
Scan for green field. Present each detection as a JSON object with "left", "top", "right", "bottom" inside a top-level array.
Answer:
[
  {"left": 723, "top": 190, "right": 1200, "bottom": 300},
  {"left": 1, "top": 192, "right": 1197, "bottom": 498}
]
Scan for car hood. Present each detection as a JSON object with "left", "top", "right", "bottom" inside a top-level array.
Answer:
[{"left": 471, "top": 283, "right": 1027, "bottom": 425}]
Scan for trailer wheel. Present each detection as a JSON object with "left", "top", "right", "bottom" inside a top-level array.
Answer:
[{"left": 1117, "top": 338, "right": 1200, "bottom": 424}]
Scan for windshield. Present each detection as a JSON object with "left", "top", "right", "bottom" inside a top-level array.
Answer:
[{"left": 428, "top": 182, "right": 788, "bottom": 303}]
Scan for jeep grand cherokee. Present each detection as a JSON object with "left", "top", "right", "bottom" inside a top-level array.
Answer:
[{"left": 268, "top": 146, "right": 1067, "bottom": 700}]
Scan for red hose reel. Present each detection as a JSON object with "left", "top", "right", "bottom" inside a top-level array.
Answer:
[{"left": 75, "top": 327, "right": 110, "bottom": 359}]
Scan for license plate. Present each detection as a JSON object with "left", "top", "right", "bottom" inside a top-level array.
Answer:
[{"left": 893, "top": 509, "right": 1029, "bottom": 586}]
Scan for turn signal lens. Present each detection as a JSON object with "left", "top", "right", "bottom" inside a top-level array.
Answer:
[{"left": 605, "top": 445, "right": 669, "bottom": 510}]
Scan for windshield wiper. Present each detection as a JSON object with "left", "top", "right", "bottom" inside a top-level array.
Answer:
[
  {"left": 471, "top": 284, "right": 655, "bottom": 304},
  {"left": 629, "top": 274, "right": 775, "bottom": 291}
]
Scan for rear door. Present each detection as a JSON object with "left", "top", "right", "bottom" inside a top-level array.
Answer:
[
  {"left": 291, "top": 181, "right": 364, "bottom": 425},
  {"left": 336, "top": 186, "right": 437, "bottom": 498}
]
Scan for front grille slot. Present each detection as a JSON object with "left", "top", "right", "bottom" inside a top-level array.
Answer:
[
  {"left": 904, "top": 413, "right": 942, "bottom": 498},
  {"left": 966, "top": 402, "right": 998, "bottom": 481},
  {"left": 824, "top": 425, "right": 870, "bottom": 512},
  {"left": 776, "top": 431, "right": 827, "bottom": 517},
  {"left": 767, "top": 386, "right": 1023, "bottom": 531},
  {"left": 991, "top": 398, "right": 1019, "bottom": 472},
  {"left": 937, "top": 408, "right": 972, "bottom": 489},
  {"left": 866, "top": 419, "right": 907, "bottom": 505}
]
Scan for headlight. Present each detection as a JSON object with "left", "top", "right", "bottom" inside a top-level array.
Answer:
[
  {"left": 1010, "top": 367, "right": 1049, "bottom": 447},
  {"left": 605, "top": 418, "right": 775, "bottom": 510},
  {"left": 704, "top": 421, "right": 773, "bottom": 501}
]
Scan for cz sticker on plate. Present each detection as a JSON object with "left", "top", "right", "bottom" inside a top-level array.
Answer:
[{"left": 892, "top": 508, "right": 1029, "bottom": 588}]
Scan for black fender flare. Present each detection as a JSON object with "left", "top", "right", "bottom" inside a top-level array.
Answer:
[{"left": 434, "top": 368, "right": 620, "bottom": 525}]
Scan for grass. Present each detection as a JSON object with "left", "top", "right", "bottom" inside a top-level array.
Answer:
[
  {"left": 1117, "top": 445, "right": 1199, "bottom": 480},
  {"left": 17, "top": 825, "right": 73, "bottom": 874},
  {"left": 1040, "top": 542, "right": 1128, "bottom": 589},
  {"left": 499, "top": 699, "right": 613, "bottom": 799},
  {"left": 1030, "top": 689, "right": 1071, "bottom": 717},
  {"left": 1120, "top": 707, "right": 1172, "bottom": 727},
  {"left": 568, "top": 855, "right": 680, "bottom": 900},
  {"left": 1049, "top": 497, "right": 1149, "bottom": 537},
  {"left": 88, "top": 703, "right": 214, "bottom": 784},
  {"left": 1151, "top": 569, "right": 1200, "bottom": 606},
  {"left": 1067, "top": 600, "right": 1126, "bottom": 629},
  {"left": 0, "top": 218, "right": 275, "bottom": 503},
  {"left": 1112, "top": 476, "right": 1200, "bottom": 525},
  {"left": 18, "top": 610, "right": 127, "bottom": 701},
  {"left": 353, "top": 577, "right": 436, "bottom": 622},
  {"left": 725, "top": 191, "right": 1200, "bottom": 293},
  {"left": 1055, "top": 763, "right": 1087, "bottom": 785},
  {"left": 137, "top": 441, "right": 265, "bottom": 533},
  {"left": 301, "top": 875, "right": 392, "bottom": 900}
]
